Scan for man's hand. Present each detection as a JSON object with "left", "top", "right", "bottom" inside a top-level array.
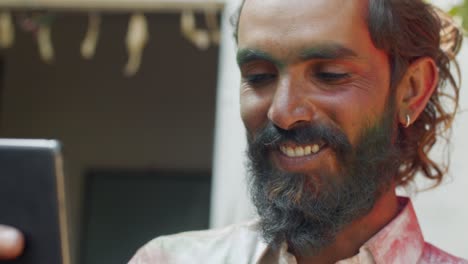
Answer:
[{"left": 0, "top": 224, "right": 25, "bottom": 260}]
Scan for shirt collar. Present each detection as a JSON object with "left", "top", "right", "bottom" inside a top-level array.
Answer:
[
  {"left": 257, "top": 196, "right": 425, "bottom": 263},
  {"left": 363, "top": 196, "right": 424, "bottom": 262}
]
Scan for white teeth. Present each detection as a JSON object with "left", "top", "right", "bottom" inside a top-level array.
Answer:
[
  {"left": 311, "top": 144, "right": 320, "bottom": 154},
  {"left": 295, "top": 147, "right": 304, "bottom": 156},
  {"left": 286, "top": 147, "right": 295, "bottom": 157},
  {"left": 280, "top": 144, "right": 321, "bottom": 157},
  {"left": 280, "top": 146, "right": 286, "bottom": 153}
]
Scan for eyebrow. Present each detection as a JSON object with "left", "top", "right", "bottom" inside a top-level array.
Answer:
[
  {"left": 300, "top": 44, "right": 358, "bottom": 60},
  {"left": 236, "top": 49, "right": 284, "bottom": 68},
  {"left": 236, "top": 44, "right": 358, "bottom": 68}
]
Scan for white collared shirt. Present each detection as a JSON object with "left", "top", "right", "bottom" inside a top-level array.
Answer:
[{"left": 129, "top": 197, "right": 467, "bottom": 263}]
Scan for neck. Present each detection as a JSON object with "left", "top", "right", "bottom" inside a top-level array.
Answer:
[{"left": 295, "top": 186, "right": 399, "bottom": 264}]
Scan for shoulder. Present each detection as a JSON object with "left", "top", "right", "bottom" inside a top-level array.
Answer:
[
  {"left": 128, "top": 220, "right": 265, "bottom": 264},
  {"left": 419, "top": 242, "right": 468, "bottom": 264}
]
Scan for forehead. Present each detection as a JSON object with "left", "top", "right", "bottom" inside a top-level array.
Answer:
[{"left": 238, "top": 0, "right": 376, "bottom": 61}]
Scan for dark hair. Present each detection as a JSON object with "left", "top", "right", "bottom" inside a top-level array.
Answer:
[
  {"left": 367, "top": 0, "right": 462, "bottom": 187},
  {"left": 232, "top": 0, "right": 462, "bottom": 187}
]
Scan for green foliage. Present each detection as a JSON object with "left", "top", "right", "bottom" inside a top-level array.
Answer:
[{"left": 449, "top": 0, "right": 468, "bottom": 32}]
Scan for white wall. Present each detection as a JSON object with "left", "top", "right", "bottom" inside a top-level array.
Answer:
[
  {"left": 211, "top": 1, "right": 468, "bottom": 258},
  {"left": 210, "top": 0, "right": 255, "bottom": 228}
]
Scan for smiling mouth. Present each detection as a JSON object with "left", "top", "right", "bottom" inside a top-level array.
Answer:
[{"left": 278, "top": 141, "right": 327, "bottom": 158}]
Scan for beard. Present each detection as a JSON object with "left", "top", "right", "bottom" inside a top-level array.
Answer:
[{"left": 246, "top": 106, "right": 401, "bottom": 256}]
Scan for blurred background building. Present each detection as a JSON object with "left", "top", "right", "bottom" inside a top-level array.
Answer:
[{"left": 0, "top": 0, "right": 466, "bottom": 263}]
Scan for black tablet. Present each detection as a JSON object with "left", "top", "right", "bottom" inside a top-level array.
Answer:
[{"left": 0, "top": 139, "right": 70, "bottom": 264}]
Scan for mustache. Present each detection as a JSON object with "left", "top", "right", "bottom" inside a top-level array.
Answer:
[{"left": 249, "top": 122, "right": 353, "bottom": 155}]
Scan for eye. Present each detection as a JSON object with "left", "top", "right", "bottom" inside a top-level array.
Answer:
[
  {"left": 244, "top": 73, "right": 277, "bottom": 85},
  {"left": 315, "top": 72, "right": 351, "bottom": 83},
  {"left": 313, "top": 63, "right": 352, "bottom": 85},
  {"left": 241, "top": 61, "right": 277, "bottom": 87}
]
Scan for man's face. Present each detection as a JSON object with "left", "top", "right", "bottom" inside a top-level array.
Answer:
[
  {"left": 237, "top": 0, "right": 400, "bottom": 254},
  {"left": 238, "top": 0, "right": 391, "bottom": 167}
]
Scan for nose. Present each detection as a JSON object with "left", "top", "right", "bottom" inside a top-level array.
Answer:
[{"left": 267, "top": 74, "right": 315, "bottom": 130}]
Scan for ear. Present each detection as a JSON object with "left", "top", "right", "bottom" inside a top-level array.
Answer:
[{"left": 395, "top": 57, "right": 438, "bottom": 128}]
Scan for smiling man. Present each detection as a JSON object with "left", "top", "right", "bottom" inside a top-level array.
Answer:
[{"left": 129, "top": 0, "right": 467, "bottom": 263}]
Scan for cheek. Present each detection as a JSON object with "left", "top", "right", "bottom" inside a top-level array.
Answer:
[
  {"left": 320, "top": 87, "right": 390, "bottom": 146},
  {"left": 240, "top": 89, "right": 272, "bottom": 134}
]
